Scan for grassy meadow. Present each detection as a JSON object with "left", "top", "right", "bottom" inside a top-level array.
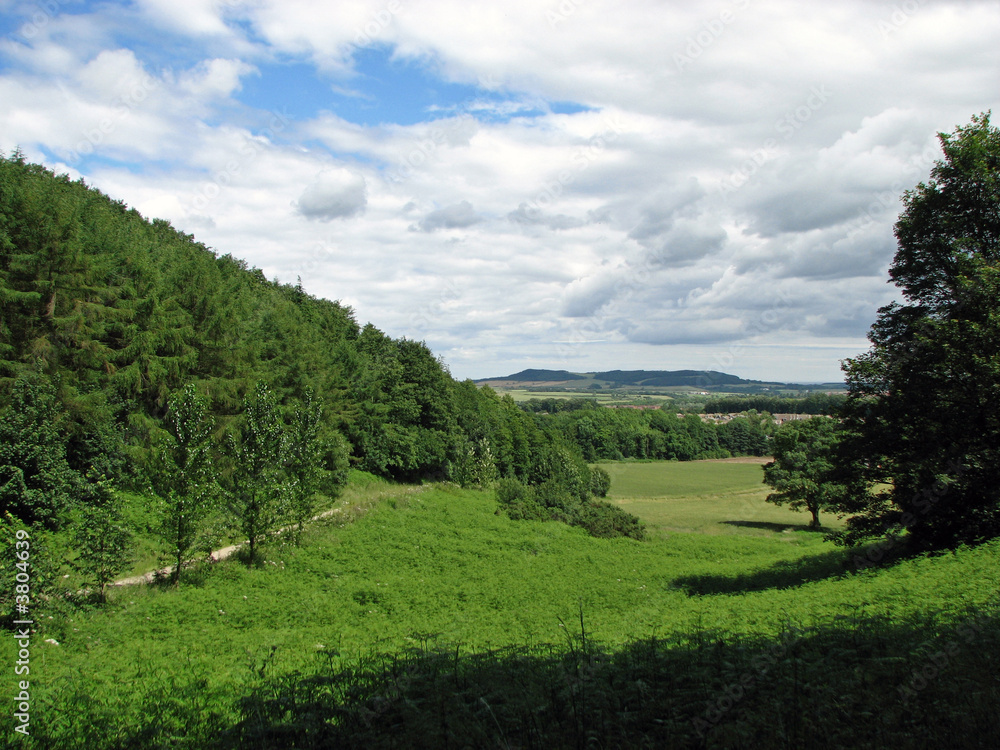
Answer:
[
  {"left": 494, "top": 388, "right": 676, "bottom": 406},
  {"left": 601, "top": 458, "right": 847, "bottom": 535},
  {"left": 4, "top": 463, "right": 999, "bottom": 748}
]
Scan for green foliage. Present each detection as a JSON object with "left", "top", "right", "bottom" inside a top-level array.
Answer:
[
  {"left": 588, "top": 465, "right": 611, "bottom": 497},
  {"left": 763, "top": 417, "right": 843, "bottom": 528},
  {"left": 0, "top": 511, "right": 66, "bottom": 626},
  {"left": 283, "top": 390, "right": 324, "bottom": 535},
  {"left": 494, "top": 476, "right": 548, "bottom": 521},
  {"left": 151, "top": 383, "right": 218, "bottom": 581},
  {"left": 539, "top": 405, "right": 752, "bottom": 463},
  {"left": 717, "top": 412, "right": 772, "bottom": 456},
  {"left": 495, "top": 463, "right": 642, "bottom": 540},
  {"left": 0, "top": 374, "right": 79, "bottom": 526},
  {"left": 225, "top": 383, "right": 287, "bottom": 562},
  {"left": 704, "top": 393, "right": 846, "bottom": 416},
  {"left": 574, "top": 499, "right": 645, "bottom": 539},
  {"left": 839, "top": 113, "right": 1000, "bottom": 550},
  {"left": 71, "top": 476, "right": 135, "bottom": 600}
]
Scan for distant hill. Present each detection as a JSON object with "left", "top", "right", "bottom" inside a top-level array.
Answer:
[
  {"left": 591, "top": 370, "right": 750, "bottom": 387},
  {"left": 476, "top": 369, "right": 755, "bottom": 388},
  {"left": 475, "top": 369, "right": 844, "bottom": 393},
  {"left": 490, "top": 369, "right": 587, "bottom": 382}
]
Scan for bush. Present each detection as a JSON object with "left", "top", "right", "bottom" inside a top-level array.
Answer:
[
  {"left": 494, "top": 478, "right": 548, "bottom": 521},
  {"left": 589, "top": 466, "right": 611, "bottom": 497},
  {"left": 575, "top": 500, "right": 645, "bottom": 540}
]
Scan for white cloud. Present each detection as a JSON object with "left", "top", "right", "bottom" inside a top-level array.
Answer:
[
  {"left": 134, "top": 0, "right": 233, "bottom": 37},
  {"left": 2, "top": 0, "right": 998, "bottom": 382},
  {"left": 294, "top": 168, "right": 368, "bottom": 221},
  {"left": 178, "top": 58, "right": 256, "bottom": 100},
  {"left": 415, "top": 200, "right": 483, "bottom": 232}
]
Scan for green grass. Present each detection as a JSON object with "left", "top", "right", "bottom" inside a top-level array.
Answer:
[
  {"left": 3, "top": 464, "right": 998, "bottom": 748},
  {"left": 601, "top": 458, "right": 846, "bottom": 535},
  {"left": 496, "top": 388, "right": 676, "bottom": 405}
]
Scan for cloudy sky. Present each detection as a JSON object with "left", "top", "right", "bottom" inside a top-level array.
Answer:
[{"left": 2, "top": 0, "right": 998, "bottom": 382}]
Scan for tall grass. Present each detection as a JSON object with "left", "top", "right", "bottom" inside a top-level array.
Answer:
[{"left": 4, "top": 466, "right": 999, "bottom": 748}]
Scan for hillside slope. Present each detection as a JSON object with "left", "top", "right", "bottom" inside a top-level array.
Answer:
[{"left": 3, "top": 480, "right": 997, "bottom": 748}]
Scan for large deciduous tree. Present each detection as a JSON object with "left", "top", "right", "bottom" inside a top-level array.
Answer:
[
  {"left": 838, "top": 112, "right": 1000, "bottom": 551},
  {"left": 763, "top": 417, "right": 842, "bottom": 529}
]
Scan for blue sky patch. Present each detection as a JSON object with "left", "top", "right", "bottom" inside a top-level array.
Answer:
[{"left": 236, "top": 45, "right": 590, "bottom": 127}]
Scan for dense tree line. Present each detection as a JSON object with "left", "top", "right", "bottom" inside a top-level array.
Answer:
[
  {"left": 533, "top": 406, "right": 771, "bottom": 461},
  {"left": 702, "top": 393, "right": 846, "bottom": 416},
  {"left": 0, "top": 151, "right": 639, "bottom": 566}
]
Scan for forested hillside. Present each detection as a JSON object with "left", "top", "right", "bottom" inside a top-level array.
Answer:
[{"left": 0, "top": 152, "right": 637, "bottom": 545}]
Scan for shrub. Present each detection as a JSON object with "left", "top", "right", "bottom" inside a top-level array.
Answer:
[
  {"left": 575, "top": 500, "right": 645, "bottom": 540},
  {"left": 589, "top": 466, "right": 612, "bottom": 497}
]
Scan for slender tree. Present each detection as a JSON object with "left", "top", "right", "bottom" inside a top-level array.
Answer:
[
  {"left": 152, "top": 384, "right": 216, "bottom": 582},
  {"left": 284, "top": 388, "right": 326, "bottom": 540},
  {"left": 226, "top": 382, "right": 287, "bottom": 563},
  {"left": 73, "top": 476, "right": 134, "bottom": 601}
]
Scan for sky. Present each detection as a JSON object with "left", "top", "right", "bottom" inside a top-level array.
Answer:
[{"left": 1, "top": 1, "right": 998, "bottom": 383}]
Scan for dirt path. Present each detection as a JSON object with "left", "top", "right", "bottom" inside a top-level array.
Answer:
[
  {"left": 112, "top": 483, "right": 430, "bottom": 587},
  {"left": 112, "top": 505, "right": 348, "bottom": 587}
]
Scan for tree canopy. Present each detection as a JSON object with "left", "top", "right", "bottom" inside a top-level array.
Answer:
[
  {"left": 0, "top": 151, "right": 643, "bottom": 543},
  {"left": 763, "top": 417, "right": 842, "bottom": 529},
  {"left": 838, "top": 113, "right": 1000, "bottom": 551}
]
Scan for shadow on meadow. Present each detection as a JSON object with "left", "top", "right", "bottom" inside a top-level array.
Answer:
[
  {"left": 721, "top": 520, "right": 825, "bottom": 534},
  {"left": 671, "top": 548, "right": 853, "bottom": 596},
  {"left": 229, "top": 610, "right": 1000, "bottom": 749},
  {"left": 32, "top": 607, "right": 999, "bottom": 750}
]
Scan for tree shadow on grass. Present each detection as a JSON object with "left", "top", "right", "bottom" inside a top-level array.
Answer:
[
  {"left": 721, "top": 519, "right": 824, "bottom": 534},
  {"left": 216, "top": 610, "right": 1000, "bottom": 749},
  {"left": 29, "top": 606, "right": 1000, "bottom": 749},
  {"left": 670, "top": 548, "right": 855, "bottom": 596}
]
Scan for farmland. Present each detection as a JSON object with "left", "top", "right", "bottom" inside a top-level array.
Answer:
[
  {"left": 600, "top": 458, "right": 846, "bottom": 535},
  {"left": 3, "top": 463, "right": 998, "bottom": 748}
]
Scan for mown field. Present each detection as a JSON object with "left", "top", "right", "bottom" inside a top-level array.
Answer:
[
  {"left": 3, "top": 462, "right": 998, "bottom": 748},
  {"left": 495, "top": 388, "right": 677, "bottom": 406},
  {"left": 600, "top": 458, "right": 847, "bottom": 535}
]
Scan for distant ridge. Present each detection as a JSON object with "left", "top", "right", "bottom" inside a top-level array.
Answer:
[
  {"left": 591, "top": 370, "right": 750, "bottom": 387},
  {"left": 474, "top": 369, "right": 845, "bottom": 392},
  {"left": 476, "top": 369, "right": 754, "bottom": 387},
  {"left": 484, "top": 369, "right": 586, "bottom": 382}
]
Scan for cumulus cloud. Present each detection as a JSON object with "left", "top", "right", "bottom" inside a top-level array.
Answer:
[
  {"left": 2, "top": 0, "right": 998, "bottom": 381},
  {"left": 646, "top": 220, "right": 728, "bottom": 267},
  {"left": 507, "top": 203, "right": 586, "bottom": 230},
  {"left": 415, "top": 201, "right": 483, "bottom": 232},
  {"left": 178, "top": 58, "right": 256, "bottom": 100},
  {"left": 294, "top": 169, "right": 367, "bottom": 221}
]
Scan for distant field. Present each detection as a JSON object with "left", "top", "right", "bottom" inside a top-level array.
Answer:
[
  {"left": 599, "top": 458, "right": 847, "bottom": 536},
  {"left": 496, "top": 388, "right": 676, "bottom": 405}
]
